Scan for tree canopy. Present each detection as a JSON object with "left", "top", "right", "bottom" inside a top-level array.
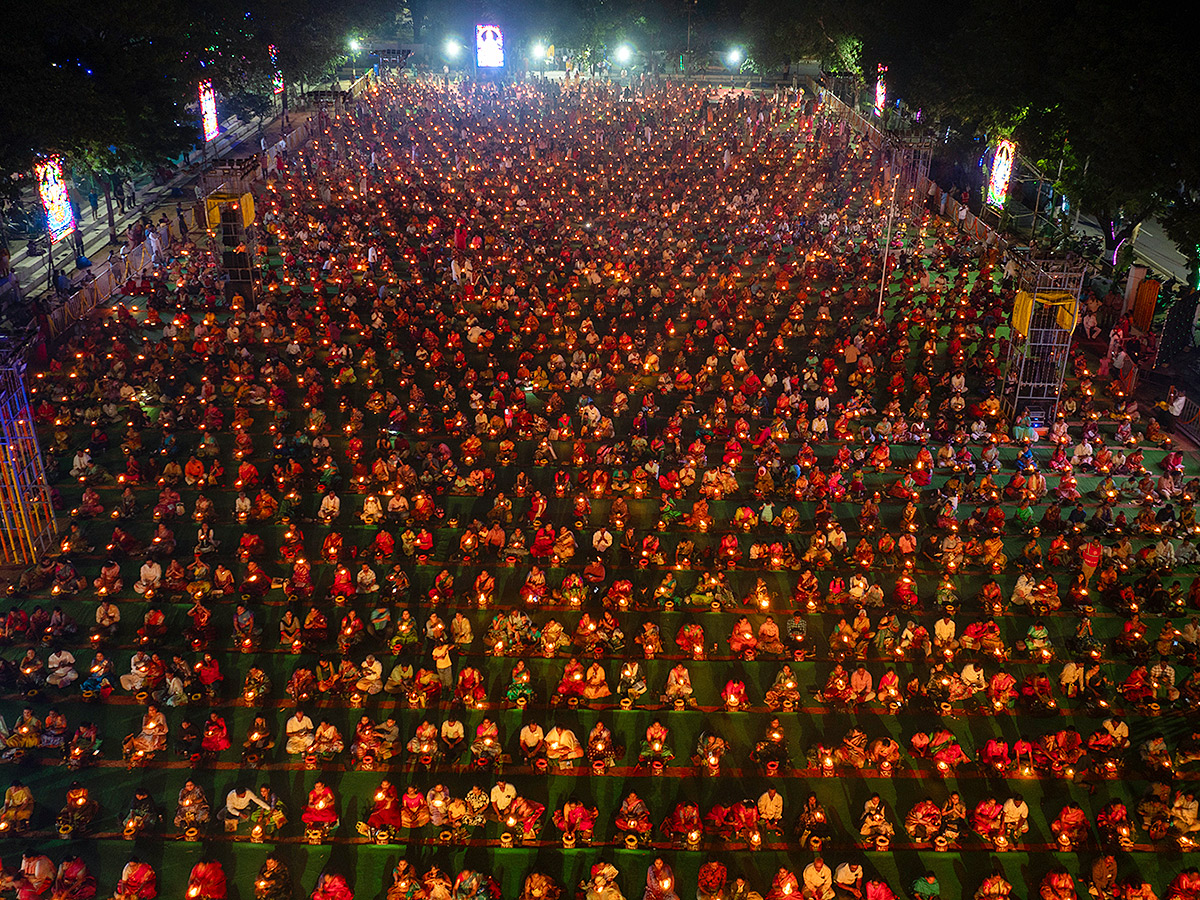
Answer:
[
  {"left": 0, "top": 0, "right": 395, "bottom": 183},
  {"left": 739, "top": 0, "right": 1199, "bottom": 277}
]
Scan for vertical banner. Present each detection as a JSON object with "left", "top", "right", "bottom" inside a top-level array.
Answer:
[
  {"left": 269, "top": 44, "right": 284, "bottom": 95},
  {"left": 199, "top": 79, "right": 219, "bottom": 141},
  {"left": 34, "top": 156, "right": 75, "bottom": 243},
  {"left": 986, "top": 139, "right": 1016, "bottom": 208},
  {"left": 873, "top": 64, "right": 887, "bottom": 117}
]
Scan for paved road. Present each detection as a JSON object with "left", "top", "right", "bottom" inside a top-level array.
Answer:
[{"left": 1127, "top": 219, "right": 1191, "bottom": 286}]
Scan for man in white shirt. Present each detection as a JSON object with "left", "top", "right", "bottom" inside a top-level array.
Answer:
[
  {"left": 518, "top": 722, "right": 545, "bottom": 761},
  {"left": 757, "top": 788, "right": 783, "bottom": 828},
  {"left": 545, "top": 725, "right": 584, "bottom": 765},
  {"left": 490, "top": 780, "right": 516, "bottom": 818},
  {"left": 1001, "top": 794, "right": 1029, "bottom": 835},
  {"left": 285, "top": 709, "right": 314, "bottom": 755},
  {"left": 95, "top": 600, "right": 120, "bottom": 633},
  {"left": 440, "top": 716, "right": 465, "bottom": 757},
  {"left": 432, "top": 644, "right": 452, "bottom": 691},
  {"left": 119, "top": 651, "right": 151, "bottom": 692},
  {"left": 46, "top": 649, "right": 77, "bottom": 687},
  {"left": 134, "top": 560, "right": 161, "bottom": 594},
  {"left": 1058, "top": 660, "right": 1084, "bottom": 696},
  {"left": 960, "top": 661, "right": 986, "bottom": 694},
  {"left": 318, "top": 491, "right": 341, "bottom": 523},
  {"left": 933, "top": 616, "right": 957, "bottom": 652},
  {"left": 1169, "top": 390, "right": 1187, "bottom": 418},
  {"left": 1172, "top": 791, "right": 1200, "bottom": 834},
  {"left": 833, "top": 861, "right": 863, "bottom": 900},
  {"left": 1182, "top": 616, "right": 1200, "bottom": 649},
  {"left": 801, "top": 858, "right": 834, "bottom": 900},
  {"left": 219, "top": 787, "right": 269, "bottom": 827},
  {"left": 1104, "top": 716, "right": 1130, "bottom": 749}
]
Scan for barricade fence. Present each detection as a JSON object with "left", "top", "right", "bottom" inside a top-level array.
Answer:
[
  {"left": 1174, "top": 394, "right": 1200, "bottom": 445},
  {"left": 44, "top": 241, "right": 154, "bottom": 341}
]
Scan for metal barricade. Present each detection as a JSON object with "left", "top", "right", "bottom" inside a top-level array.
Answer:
[
  {"left": 43, "top": 239, "right": 155, "bottom": 340},
  {"left": 1175, "top": 394, "right": 1200, "bottom": 445}
]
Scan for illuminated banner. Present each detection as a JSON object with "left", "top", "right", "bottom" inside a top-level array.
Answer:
[
  {"left": 874, "top": 64, "right": 887, "bottom": 117},
  {"left": 987, "top": 139, "right": 1016, "bottom": 208},
  {"left": 34, "top": 156, "right": 75, "bottom": 243},
  {"left": 476, "top": 24, "right": 504, "bottom": 68},
  {"left": 269, "top": 44, "right": 284, "bottom": 95},
  {"left": 199, "top": 79, "right": 219, "bottom": 141}
]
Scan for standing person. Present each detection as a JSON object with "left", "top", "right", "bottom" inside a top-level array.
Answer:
[
  {"left": 114, "top": 183, "right": 125, "bottom": 214},
  {"left": 1079, "top": 537, "right": 1102, "bottom": 586},
  {"left": 87, "top": 189, "right": 99, "bottom": 220}
]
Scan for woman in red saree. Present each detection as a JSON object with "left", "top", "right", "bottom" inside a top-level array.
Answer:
[
  {"left": 987, "top": 670, "right": 1018, "bottom": 709},
  {"left": 311, "top": 874, "right": 353, "bottom": 900},
  {"left": 972, "top": 798, "right": 1003, "bottom": 838},
  {"left": 185, "top": 861, "right": 226, "bottom": 900},
  {"left": 553, "top": 800, "right": 598, "bottom": 839},
  {"left": 200, "top": 714, "right": 230, "bottom": 754},
  {"left": 114, "top": 860, "right": 156, "bottom": 900},
  {"left": 51, "top": 856, "right": 96, "bottom": 900},
  {"left": 556, "top": 659, "right": 587, "bottom": 698},
  {"left": 367, "top": 781, "right": 405, "bottom": 829},
  {"left": 301, "top": 783, "right": 338, "bottom": 826},
  {"left": 1051, "top": 803, "right": 1089, "bottom": 842}
]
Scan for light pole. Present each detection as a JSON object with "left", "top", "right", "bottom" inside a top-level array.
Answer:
[
  {"left": 614, "top": 44, "right": 633, "bottom": 81},
  {"left": 444, "top": 38, "right": 462, "bottom": 87},
  {"left": 726, "top": 48, "right": 742, "bottom": 87},
  {"left": 877, "top": 173, "right": 900, "bottom": 319}
]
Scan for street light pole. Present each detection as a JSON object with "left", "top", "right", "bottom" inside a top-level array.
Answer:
[{"left": 877, "top": 174, "right": 899, "bottom": 319}]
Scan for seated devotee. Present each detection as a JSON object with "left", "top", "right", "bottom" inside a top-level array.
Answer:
[
  {"left": 300, "top": 782, "right": 339, "bottom": 830},
  {"left": 972, "top": 797, "right": 1003, "bottom": 840},
  {"left": 615, "top": 791, "right": 653, "bottom": 836},
  {"left": 1051, "top": 802, "right": 1089, "bottom": 844},
  {"left": 904, "top": 798, "right": 943, "bottom": 844},
  {"left": 858, "top": 794, "right": 894, "bottom": 842},
  {"left": 1039, "top": 871, "right": 1076, "bottom": 900},
  {"left": 552, "top": 799, "right": 598, "bottom": 841},
  {"left": 174, "top": 780, "right": 210, "bottom": 832}
]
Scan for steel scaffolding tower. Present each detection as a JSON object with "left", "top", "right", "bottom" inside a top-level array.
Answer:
[
  {"left": 0, "top": 340, "right": 56, "bottom": 564},
  {"left": 1002, "top": 256, "right": 1086, "bottom": 427}
]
